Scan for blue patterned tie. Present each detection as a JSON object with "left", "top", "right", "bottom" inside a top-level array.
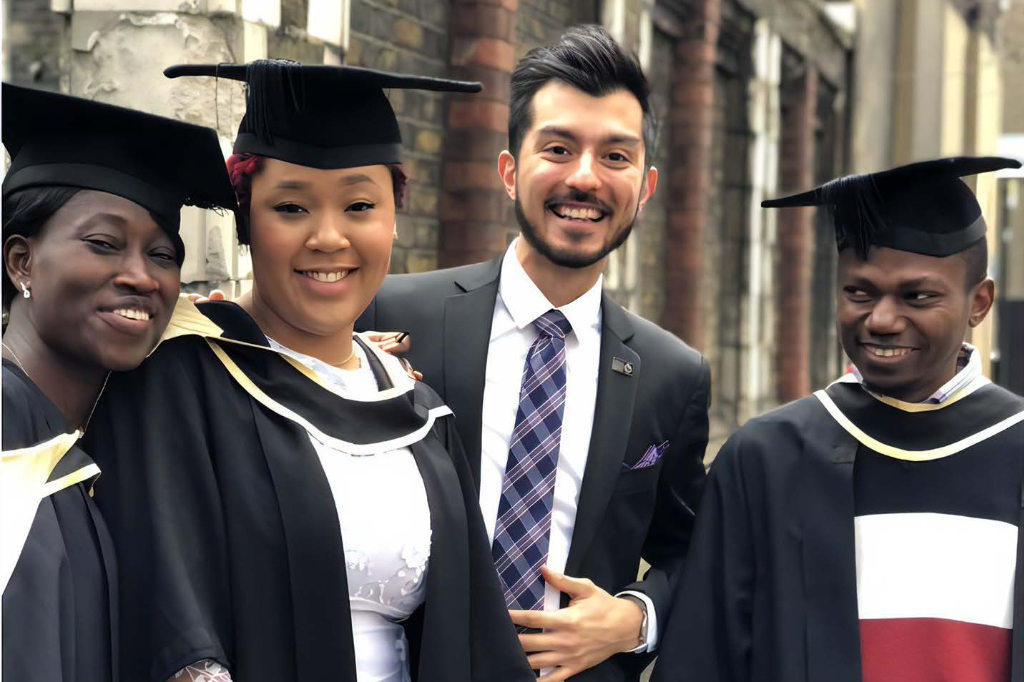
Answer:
[{"left": 492, "top": 309, "right": 572, "bottom": 617}]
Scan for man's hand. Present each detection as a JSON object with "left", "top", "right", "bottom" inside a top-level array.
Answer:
[
  {"left": 509, "top": 566, "right": 645, "bottom": 682},
  {"left": 364, "top": 331, "right": 421, "bottom": 380}
]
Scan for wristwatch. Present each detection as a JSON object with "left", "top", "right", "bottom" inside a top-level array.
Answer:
[{"left": 620, "top": 595, "right": 649, "bottom": 652}]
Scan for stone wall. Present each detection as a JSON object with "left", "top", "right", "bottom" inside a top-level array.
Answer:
[
  {"left": 1001, "top": 0, "right": 1024, "bottom": 133},
  {"left": 5, "top": 0, "right": 65, "bottom": 89}
]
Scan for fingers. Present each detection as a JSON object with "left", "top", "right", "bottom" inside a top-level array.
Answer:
[
  {"left": 399, "top": 358, "right": 423, "bottom": 381},
  {"left": 537, "top": 667, "right": 575, "bottom": 682},
  {"left": 184, "top": 289, "right": 226, "bottom": 305},
  {"left": 525, "top": 652, "right": 563, "bottom": 670},
  {"left": 509, "top": 608, "right": 558, "bottom": 630},
  {"left": 540, "top": 566, "right": 596, "bottom": 597}
]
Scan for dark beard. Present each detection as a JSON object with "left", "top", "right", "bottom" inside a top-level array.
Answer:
[{"left": 514, "top": 194, "right": 637, "bottom": 269}]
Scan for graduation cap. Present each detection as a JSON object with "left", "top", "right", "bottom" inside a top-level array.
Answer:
[
  {"left": 761, "top": 156, "right": 1022, "bottom": 258},
  {"left": 2, "top": 83, "right": 238, "bottom": 260},
  {"left": 163, "top": 60, "right": 483, "bottom": 169}
]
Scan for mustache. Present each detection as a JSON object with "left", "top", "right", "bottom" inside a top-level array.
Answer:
[{"left": 543, "top": 190, "right": 613, "bottom": 214}]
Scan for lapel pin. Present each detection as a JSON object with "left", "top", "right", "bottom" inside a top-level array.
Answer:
[{"left": 612, "top": 357, "right": 634, "bottom": 377}]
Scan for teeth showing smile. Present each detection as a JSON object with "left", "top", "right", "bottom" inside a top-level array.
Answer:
[
  {"left": 551, "top": 205, "right": 604, "bottom": 221},
  {"left": 301, "top": 270, "right": 350, "bottom": 283},
  {"left": 113, "top": 308, "right": 150, "bottom": 321},
  {"left": 864, "top": 345, "right": 913, "bottom": 358}
]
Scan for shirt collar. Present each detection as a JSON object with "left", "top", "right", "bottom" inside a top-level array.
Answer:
[
  {"left": 851, "top": 342, "right": 981, "bottom": 404},
  {"left": 496, "top": 238, "right": 603, "bottom": 337}
]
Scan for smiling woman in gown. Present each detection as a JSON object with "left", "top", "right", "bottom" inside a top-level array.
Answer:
[
  {"left": 1, "top": 83, "right": 237, "bottom": 682},
  {"left": 84, "top": 61, "right": 533, "bottom": 682}
]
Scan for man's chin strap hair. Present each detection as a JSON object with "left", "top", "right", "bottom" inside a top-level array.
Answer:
[{"left": 508, "top": 24, "right": 657, "bottom": 168}]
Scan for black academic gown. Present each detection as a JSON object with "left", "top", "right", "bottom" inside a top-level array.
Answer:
[
  {"left": 84, "top": 300, "right": 532, "bottom": 682},
  {"left": 2, "top": 361, "right": 117, "bottom": 682},
  {"left": 652, "top": 378, "right": 1024, "bottom": 682}
]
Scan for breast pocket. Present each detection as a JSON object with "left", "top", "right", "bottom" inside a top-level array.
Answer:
[{"left": 612, "top": 461, "right": 661, "bottom": 495}]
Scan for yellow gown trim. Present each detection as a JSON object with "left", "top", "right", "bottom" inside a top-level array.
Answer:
[
  {"left": 813, "top": 389, "right": 1024, "bottom": 461},
  {"left": 1, "top": 431, "right": 92, "bottom": 593}
]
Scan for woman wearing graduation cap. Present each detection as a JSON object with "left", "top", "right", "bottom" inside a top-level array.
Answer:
[
  {"left": 1, "top": 83, "right": 238, "bottom": 682},
  {"left": 84, "top": 61, "right": 534, "bottom": 682}
]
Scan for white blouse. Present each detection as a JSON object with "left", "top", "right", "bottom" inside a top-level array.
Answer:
[{"left": 267, "top": 337, "right": 432, "bottom": 682}]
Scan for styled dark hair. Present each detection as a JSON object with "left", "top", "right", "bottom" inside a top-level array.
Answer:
[
  {"left": 225, "top": 153, "right": 409, "bottom": 245},
  {"left": 2, "top": 187, "right": 79, "bottom": 306},
  {"left": 508, "top": 24, "right": 657, "bottom": 166}
]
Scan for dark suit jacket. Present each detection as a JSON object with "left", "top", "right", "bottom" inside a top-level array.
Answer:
[{"left": 357, "top": 257, "right": 711, "bottom": 682}]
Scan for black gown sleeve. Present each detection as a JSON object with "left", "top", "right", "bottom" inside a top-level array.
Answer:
[
  {"left": 85, "top": 341, "right": 234, "bottom": 682},
  {"left": 442, "top": 417, "right": 534, "bottom": 682},
  {"left": 650, "top": 428, "right": 755, "bottom": 682}
]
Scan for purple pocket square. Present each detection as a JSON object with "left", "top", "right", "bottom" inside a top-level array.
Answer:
[{"left": 630, "top": 441, "right": 670, "bottom": 470}]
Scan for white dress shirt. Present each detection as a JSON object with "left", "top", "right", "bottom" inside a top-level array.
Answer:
[
  {"left": 479, "top": 240, "right": 658, "bottom": 652},
  {"left": 267, "top": 339, "right": 431, "bottom": 682}
]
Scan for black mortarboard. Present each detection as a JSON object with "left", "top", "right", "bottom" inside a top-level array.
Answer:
[
  {"left": 163, "top": 60, "right": 482, "bottom": 169},
  {"left": 2, "top": 83, "right": 238, "bottom": 260},
  {"left": 761, "top": 156, "right": 1022, "bottom": 258}
]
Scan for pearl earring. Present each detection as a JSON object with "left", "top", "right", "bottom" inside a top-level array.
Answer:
[{"left": 21, "top": 282, "right": 30, "bottom": 299}]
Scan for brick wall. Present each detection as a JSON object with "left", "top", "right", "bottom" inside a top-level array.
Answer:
[
  {"left": 774, "top": 52, "right": 818, "bottom": 403},
  {"left": 349, "top": 0, "right": 452, "bottom": 273},
  {"left": 631, "top": 25, "right": 675, "bottom": 323},
  {"left": 514, "top": 0, "right": 597, "bottom": 58}
]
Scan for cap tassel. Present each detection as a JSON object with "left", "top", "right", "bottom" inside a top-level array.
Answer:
[
  {"left": 244, "top": 59, "right": 306, "bottom": 145},
  {"left": 821, "top": 173, "right": 888, "bottom": 259}
]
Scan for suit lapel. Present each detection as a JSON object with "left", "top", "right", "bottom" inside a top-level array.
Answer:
[
  {"left": 443, "top": 258, "right": 502, "bottom": 486},
  {"left": 564, "top": 296, "right": 639, "bottom": 580}
]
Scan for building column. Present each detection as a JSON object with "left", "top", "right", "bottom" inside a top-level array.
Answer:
[
  {"left": 63, "top": 0, "right": 288, "bottom": 295},
  {"left": 741, "top": 18, "right": 781, "bottom": 423},
  {"left": 775, "top": 64, "right": 818, "bottom": 403},
  {"left": 661, "top": 0, "right": 720, "bottom": 350},
  {"left": 438, "top": 0, "right": 518, "bottom": 267}
]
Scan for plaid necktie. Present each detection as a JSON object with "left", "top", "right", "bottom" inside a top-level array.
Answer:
[{"left": 491, "top": 309, "right": 572, "bottom": 616}]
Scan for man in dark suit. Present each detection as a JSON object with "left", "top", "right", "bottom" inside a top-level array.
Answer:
[{"left": 359, "top": 25, "right": 710, "bottom": 682}]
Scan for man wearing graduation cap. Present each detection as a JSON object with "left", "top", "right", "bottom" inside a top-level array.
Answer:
[{"left": 652, "top": 156, "right": 1024, "bottom": 682}]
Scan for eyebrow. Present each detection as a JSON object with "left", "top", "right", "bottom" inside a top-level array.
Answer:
[
  {"left": 340, "top": 173, "right": 376, "bottom": 186},
  {"left": 845, "top": 276, "right": 947, "bottom": 290},
  {"left": 536, "top": 126, "right": 642, "bottom": 147},
  {"left": 897, "top": 277, "right": 947, "bottom": 290},
  {"left": 274, "top": 174, "right": 377, "bottom": 191},
  {"left": 274, "top": 180, "right": 310, "bottom": 191}
]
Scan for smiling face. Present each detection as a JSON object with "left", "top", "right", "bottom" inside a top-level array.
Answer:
[
  {"left": 246, "top": 158, "right": 396, "bottom": 341},
  {"left": 836, "top": 246, "right": 994, "bottom": 402},
  {"left": 500, "top": 80, "right": 657, "bottom": 269},
  {"left": 5, "top": 189, "right": 181, "bottom": 372}
]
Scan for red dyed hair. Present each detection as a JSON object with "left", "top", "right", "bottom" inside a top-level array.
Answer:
[{"left": 225, "top": 153, "right": 409, "bottom": 245}]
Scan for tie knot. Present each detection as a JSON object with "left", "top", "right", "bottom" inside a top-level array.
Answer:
[{"left": 534, "top": 310, "right": 572, "bottom": 340}]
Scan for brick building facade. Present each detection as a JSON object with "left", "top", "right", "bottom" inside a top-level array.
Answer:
[{"left": 5, "top": 0, "right": 855, "bottom": 450}]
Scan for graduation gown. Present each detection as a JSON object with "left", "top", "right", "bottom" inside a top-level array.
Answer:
[
  {"left": 84, "top": 300, "right": 532, "bottom": 682},
  {"left": 652, "top": 376, "right": 1024, "bottom": 682},
  {"left": 2, "top": 361, "right": 117, "bottom": 682}
]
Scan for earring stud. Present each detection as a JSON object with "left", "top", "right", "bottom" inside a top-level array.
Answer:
[{"left": 21, "top": 282, "right": 30, "bottom": 299}]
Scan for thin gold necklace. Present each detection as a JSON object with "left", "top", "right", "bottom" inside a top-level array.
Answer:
[
  {"left": 2, "top": 341, "right": 110, "bottom": 432},
  {"left": 2, "top": 341, "right": 28, "bottom": 374},
  {"left": 327, "top": 347, "right": 358, "bottom": 368}
]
